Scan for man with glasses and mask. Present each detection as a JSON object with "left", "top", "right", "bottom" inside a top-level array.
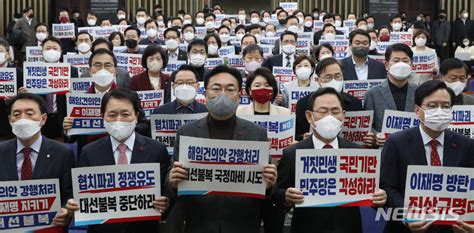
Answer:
[
  {"left": 166, "top": 65, "right": 278, "bottom": 233},
  {"left": 153, "top": 65, "right": 207, "bottom": 114},
  {"left": 440, "top": 58, "right": 474, "bottom": 105},
  {"left": 274, "top": 87, "right": 387, "bottom": 233},
  {"left": 381, "top": 80, "right": 474, "bottom": 233}
]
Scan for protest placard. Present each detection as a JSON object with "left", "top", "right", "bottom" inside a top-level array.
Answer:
[
  {"left": 71, "top": 164, "right": 161, "bottom": 226},
  {"left": 288, "top": 86, "right": 317, "bottom": 113},
  {"left": 341, "top": 111, "right": 374, "bottom": 145},
  {"left": 319, "top": 39, "right": 350, "bottom": 59},
  {"left": 150, "top": 113, "right": 207, "bottom": 154},
  {"left": 24, "top": 62, "right": 71, "bottom": 94},
  {"left": 279, "top": 2, "right": 298, "bottom": 15},
  {"left": 295, "top": 149, "right": 381, "bottom": 207},
  {"left": 390, "top": 32, "right": 413, "bottom": 46},
  {"left": 238, "top": 115, "right": 295, "bottom": 159},
  {"left": 115, "top": 53, "right": 145, "bottom": 77},
  {"left": 343, "top": 79, "right": 384, "bottom": 100},
  {"left": 205, "top": 58, "right": 225, "bottom": 69},
  {"left": 449, "top": 105, "right": 474, "bottom": 139},
  {"left": 273, "top": 67, "right": 297, "bottom": 90},
  {"left": 25, "top": 46, "right": 43, "bottom": 62},
  {"left": 0, "top": 179, "right": 61, "bottom": 232},
  {"left": 163, "top": 60, "right": 187, "bottom": 75},
  {"left": 66, "top": 93, "right": 105, "bottom": 136},
  {"left": 63, "top": 54, "right": 90, "bottom": 77},
  {"left": 381, "top": 110, "right": 420, "bottom": 138},
  {"left": 52, "top": 23, "right": 75, "bottom": 38},
  {"left": 137, "top": 90, "right": 164, "bottom": 120},
  {"left": 177, "top": 136, "right": 270, "bottom": 198},
  {"left": 404, "top": 165, "right": 474, "bottom": 224},
  {"left": 0, "top": 68, "right": 17, "bottom": 98},
  {"left": 412, "top": 51, "right": 438, "bottom": 74},
  {"left": 71, "top": 77, "right": 93, "bottom": 92}
]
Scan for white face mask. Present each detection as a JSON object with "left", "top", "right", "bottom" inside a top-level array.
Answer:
[
  {"left": 265, "top": 31, "right": 275, "bottom": 37},
  {"left": 196, "top": 18, "right": 205, "bottom": 25},
  {"left": 205, "top": 21, "right": 215, "bottom": 30},
  {"left": 175, "top": 84, "right": 197, "bottom": 101},
  {"left": 147, "top": 60, "right": 162, "bottom": 72},
  {"left": 295, "top": 67, "right": 312, "bottom": 80},
  {"left": 189, "top": 54, "right": 206, "bottom": 67},
  {"left": 208, "top": 44, "right": 218, "bottom": 55},
  {"left": 367, "top": 23, "right": 375, "bottom": 29},
  {"left": 463, "top": 40, "right": 470, "bottom": 46},
  {"left": 117, "top": 14, "right": 126, "bottom": 20},
  {"left": 77, "top": 43, "right": 91, "bottom": 53},
  {"left": 304, "top": 21, "right": 313, "bottom": 28},
  {"left": 184, "top": 32, "right": 195, "bottom": 41},
  {"left": 92, "top": 69, "right": 114, "bottom": 87},
  {"left": 463, "top": 13, "right": 469, "bottom": 19},
  {"left": 358, "top": 25, "right": 368, "bottom": 30},
  {"left": 11, "top": 118, "right": 42, "bottom": 140},
  {"left": 43, "top": 49, "right": 61, "bottom": 63},
  {"left": 146, "top": 28, "right": 158, "bottom": 38},
  {"left": 136, "top": 17, "right": 146, "bottom": 25},
  {"left": 319, "top": 53, "right": 333, "bottom": 61},
  {"left": 287, "top": 25, "right": 300, "bottom": 34},
  {"left": 104, "top": 120, "right": 136, "bottom": 142},
  {"left": 183, "top": 20, "right": 192, "bottom": 25},
  {"left": 421, "top": 107, "right": 452, "bottom": 131},
  {"left": 321, "top": 79, "right": 344, "bottom": 92},
  {"left": 244, "top": 60, "right": 261, "bottom": 72},
  {"left": 254, "top": 34, "right": 261, "bottom": 43},
  {"left": 445, "top": 81, "right": 466, "bottom": 96},
  {"left": 415, "top": 37, "right": 427, "bottom": 47},
  {"left": 282, "top": 44, "right": 296, "bottom": 55},
  {"left": 251, "top": 17, "right": 260, "bottom": 24},
  {"left": 87, "top": 19, "right": 97, "bottom": 26},
  {"left": 323, "top": 33, "right": 336, "bottom": 40},
  {"left": 335, "top": 20, "right": 342, "bottom": 27},
  {"left": 312, "top": 114, "right": 343, "bottom": 140},
  {"left": 36, "top": 32, "right": 47, "bottom": 42},
  {"left": 369, "top": 41, "right": 377, "bottom": 50},
  {"left": 263, "top": 18, "right": 271, "bottom": 23},
  {"left": 238, "top": 15, "right": 246, "bottom": 21},
  {"left": 392, "top": 22, "right": 402, "bottom": 31},
  {"left": 219, "top": 34, "right": 230, "bottom": 43},
  {"left": 297, "top": 17, "right": 304, "bottom": 25},
  {"left": 389, "top": 62, "right": 412, "bottom": 80},
  {"left": 165, "top": 39, "right": 179, "bottom": 50},
  {"left": 0, "top": 53, "right": 6, "bottom": 65},
  {"left": 236, "top": 33, "right": 245, "bottom": 41}
]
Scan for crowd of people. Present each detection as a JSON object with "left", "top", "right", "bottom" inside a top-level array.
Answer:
[{"left": 1, "top": 3, "right": 474, "bottom": 233}]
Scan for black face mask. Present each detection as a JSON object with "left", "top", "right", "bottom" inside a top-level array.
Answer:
[
  {"left": 29, "top": 14, "right": 34, "bottom": 18},
  {"left": 278, "top": 19, "right": 285, "bottom": 25},
  {"left": 125, "top": 39, "right": 138, "bottom": 49},
  {"left": 439, "top": 15, "right": 446, "bottom": 19}
]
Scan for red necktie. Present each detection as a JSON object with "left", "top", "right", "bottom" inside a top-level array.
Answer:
[
  {"left": 21, "top": 147, "right": 33, "bottom": 180},
  {"left": 430, "top": 140, "right": 441, "bottom": 166},
  {"left": 117, "top": 143, "right": 128, "bottom": 165},
  {"left": 323, "top": 144, "right": 333, "bottom": 149}
]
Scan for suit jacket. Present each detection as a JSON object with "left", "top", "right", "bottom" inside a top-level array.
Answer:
[
  {"left": 274, "top": 136, "right": 364, "bottom": 233},
  {"left": 431, "top": 20, "right": 451, "bottom": 46},
  {"left": 129, "top": 71, "right": 171, "bottom": 104},
  {"left": 168, "top": 116, "right": 269, "bottom": 233},
  {"left": 0, "top": 136, "right": 75, "bottom": 206},
  {"left": 461, "top": 93, "right": 474, "bottom": 105},
  {"left": 236, "top": 102, "right": 291, "bottom": 115},
  {"left": 295, "top": 92, "right": 362, "bottom": 141},
  {"left": 13, "top": 16, "right": 38, "bottom": 51},
  {"left": 381, "top": 127, "right": 474, "bottom": 233},
  {"left": 451, "top": 18, "right": 473, "bottom": 46},
  {"left": 0, "top": 66, "right": 23, "bottom": 138},
  {"left": 152, "top": 100, "right": 208, "bottom": 114},
  {"left": 81, "top": 68, "right": 131, "bottom": 89},
  {"left": 341, "top": 56, "right": 387, "bottom": 81},
  {"left": 168, "top": 49, "right": 188, "bottom": 61},
  {"left": 262, "top": 54, "right": 296, "bottom": 72},
  {"left": 363, "top": 80, "right": 417, "bottom": 132},
  {"left": 79, "top": 133, "right": 170, "bottom": 233}
]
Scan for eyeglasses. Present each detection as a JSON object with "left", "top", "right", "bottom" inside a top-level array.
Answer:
[
  {"left": 209, "top": 86, "right": 238, "bottom": 95},
  {"left": 319, "top": 73, "right": 343, "bottom": 82},
  {"left": 175, "top": 81, "right": 196, "bottom": 86},
  {"left": 421, "top": 101, "right": 452, "bottom": 111},
  {"left": 311, "top": 108, "right": 344, "bottom": 117}
]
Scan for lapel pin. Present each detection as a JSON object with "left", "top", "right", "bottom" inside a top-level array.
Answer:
[
  {"left": 139, "top": 147, "right": 144, "bottom": 152},
  {"left": 47, "top": 154, "right": 50, "bottom": 158}
]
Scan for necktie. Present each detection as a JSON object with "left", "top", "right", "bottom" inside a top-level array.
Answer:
[
  {"left": 429, "top": 140, "right": 441, "bottom": 166},
  {"left": 46, "top": 94, "right": 54, "bottom": 113},
  {"left": 21, "top": 147, "right": 33, "bottom": 180},
  {"left": 117, "top": 143, "right": 128, "bottom": 165},
  {"left": 286, "top": 55, "right": 291, "bottom": 67},
  {"left": 323, "top": 144, "right": 333, "bottom": 149}
]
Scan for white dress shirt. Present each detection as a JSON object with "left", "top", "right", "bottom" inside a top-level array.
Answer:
[
  {"left": 352, "top": 56, "right": 369, "bottom": 80},
  {"left": 312, "top": 134, "right": 339, "bottom": 149},
  {"left": 110, "top": 132, "right": 136, "bottom": 164},
  {"left": 419, "top": 126, "right": 444, "bottom": 166},
  {"left": 16, "top": 135, "right": 42, "bottom": 179}
]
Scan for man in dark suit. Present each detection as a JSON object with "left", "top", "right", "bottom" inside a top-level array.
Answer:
[
  {"left": 381, "top": 80, "right": 474, "bottom": 233},
  {"left": 0, "top": 93, "right": 75, "bottom": 226},
  {"left": 164, "top": 27, "right": 188, "bottom": 62},
  {"left": 13, "top": 7, "right": 38, "bottom": 57},
  {"left": 167, "top": 65, "right": 277, "bottom": 233},
  {"left": 431, "top": 10, "right": 451, "bottom": 61},
  {"left": 262, "top": 31, "right": 298, "bottom": 72},
  {"left": 313, "top": 14, "right": 345, "bottom": 45},
  {"left": 440, "top": 58, "right": 474, "bottom": 105},
  {"left": 275, "top": 87, "right": 387, "bottom": 233},
  {"left": 63, "top": 88, "right": 170, "bottom": 232},
  {"left": 153, "top": 65, "right": 207, "bottom": 114},
  {"left": 341, "top": 29, "right": 387, "bottom": 81},
  {"left": 295, "top": 57, "right": 363, "bottom": 141},
  {"left": 451, "top": 9, "right": 473, "bottom": 49}
]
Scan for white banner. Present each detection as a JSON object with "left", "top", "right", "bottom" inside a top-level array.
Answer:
[
  {"left": 66, "top": 93, "right": 105, "bottom": 136},
  {"left": 24, "top": 62, "right": 71, "bottom": 94}
]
